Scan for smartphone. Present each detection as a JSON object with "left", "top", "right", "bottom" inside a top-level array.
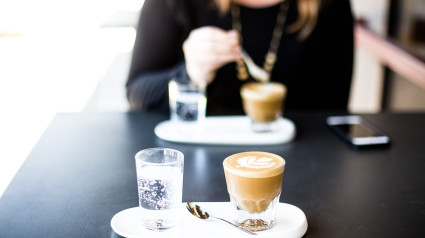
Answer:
[{"left": 326, "top": 115, "right": 390, "bottom": 148}]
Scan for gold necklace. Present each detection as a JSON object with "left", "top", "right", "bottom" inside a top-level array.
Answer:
[{"left": 231, "top": 1, "right": 290, "bottom": 80}]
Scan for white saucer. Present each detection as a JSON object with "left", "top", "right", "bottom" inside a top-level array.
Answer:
[
  {"left": 154, "top": 116, "right": 296, "bottom": 145},
  {"left": 111, "top": 202, "right": 307, "bottom": 238}
]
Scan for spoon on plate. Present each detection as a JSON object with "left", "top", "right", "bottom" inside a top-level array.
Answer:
[
  {"left": 241, "top": 50, "right": 270, "bottom": 83},
  {"left": 186, "top": 202, "right": 257, "bottom": 235}
]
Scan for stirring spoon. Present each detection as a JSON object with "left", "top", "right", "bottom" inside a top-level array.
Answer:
[
  {"left": 186, "top": 202, "right": 257, "bottom": 235},
  {"left": 241, "top": 50, "right": 270, "bottom": 82}
]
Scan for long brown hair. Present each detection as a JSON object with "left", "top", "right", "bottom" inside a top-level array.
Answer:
[{"left": 215, "top": 0, "right": 320, "bottom": 39}]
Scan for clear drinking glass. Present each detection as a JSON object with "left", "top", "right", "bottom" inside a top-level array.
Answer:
[
  {"left": 223, "top": 151, "right": 285, "bottom": 232},
  {"left": 169, "top": 79, "right": 206, "bottom": 123},
  {"left": 135, "top": 148, "right": 184, "bottom": 231},
  {"left": 240, "top": 82, "right": 287, "bottom": 132}
]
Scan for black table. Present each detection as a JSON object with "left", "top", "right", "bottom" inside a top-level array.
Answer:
[{"left": 0, "top": 112, "right": 424, "bottom": 237}]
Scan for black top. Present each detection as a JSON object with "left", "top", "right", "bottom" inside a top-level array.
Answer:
[{"left": 127, "top": 0, "right": 354, "bottom": 115}]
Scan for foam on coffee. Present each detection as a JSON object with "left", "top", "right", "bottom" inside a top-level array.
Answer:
[
  {"left": 224, "top": 151, "right": 284, "bottom": 178},
  {"left": 223, "top": 152, "right": 285, "bottom": 213},
  {"left": 240, "top": 82, "right": 286, "bottom": 101}
]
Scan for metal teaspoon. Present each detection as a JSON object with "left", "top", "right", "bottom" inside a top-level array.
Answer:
[
  {"left": 186, "top": 202, "right": 257, "bottom": 235},
  {"left": 241, "top": 49, "right": 270, "bottom": 82}
]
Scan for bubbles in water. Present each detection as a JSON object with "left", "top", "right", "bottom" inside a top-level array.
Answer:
[
  {"left": 138, "top": 178, "right": 178, "bottom": 210},
  {"left": 176, "top": 101, "right": 198, "bottom": 121}
]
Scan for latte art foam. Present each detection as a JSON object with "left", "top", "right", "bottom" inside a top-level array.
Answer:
[
  {"left": 224, "top": 151, "right": 284, "bottom": 178},
  {"left": 237, "top": 156, "right": 276, "bottom": 169}
]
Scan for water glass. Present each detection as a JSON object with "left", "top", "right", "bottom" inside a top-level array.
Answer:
[
  {"left": 169, "top": 79, "right": 206, "bottom": 123},
  {"left": 135, "top": 148, "right": 184, "bottom": 231}
]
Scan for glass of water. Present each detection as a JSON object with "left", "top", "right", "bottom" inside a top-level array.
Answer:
[
  {"left": 135, "top": 148, "right": 184, "bottom": 231},
  {"left": 169, "top": 79, "right": 206, "bottom": 123}
]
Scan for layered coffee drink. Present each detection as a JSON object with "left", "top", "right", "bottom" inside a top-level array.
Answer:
[
  {"left": 223, "top": 151, "right": 285, "bottom": 231},
  {"left": 240, "top": 82, "right": 286, "bottom": 132}
]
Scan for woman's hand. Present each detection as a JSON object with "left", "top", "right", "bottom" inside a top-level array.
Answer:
[{"left": 183, "top": 26, "right": 241, "bottom": 89}]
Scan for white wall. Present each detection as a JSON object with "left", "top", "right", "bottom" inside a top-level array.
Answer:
[{"left": 349, "top": 0, "right": 390, "bottom": 113}]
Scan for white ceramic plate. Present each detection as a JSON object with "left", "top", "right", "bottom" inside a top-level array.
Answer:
[
  {"left": 111, "top": 202, "right": 307, "bottom": 238},
  {"left": 154, "top": 116, "right": 296, "bottom": 145}
]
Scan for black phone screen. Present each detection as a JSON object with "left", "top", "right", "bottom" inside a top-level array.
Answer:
[
  {"left": 327, "top": 116, "right": 390, "bottom": 148},
  {"left": 333, "top": 123, "right": 379, "bottom": 138}
]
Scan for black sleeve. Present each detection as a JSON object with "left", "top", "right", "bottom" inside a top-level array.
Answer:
[
  {"left": 320, "top": 0, "right": 354, "bottom": 110},
  {"left": 126, "top": 0, "right": 191, "bottom": 112}
]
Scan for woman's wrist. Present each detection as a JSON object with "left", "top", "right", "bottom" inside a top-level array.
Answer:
[{"left": 185, "top": 65, "right": 216, "bottom": 90}]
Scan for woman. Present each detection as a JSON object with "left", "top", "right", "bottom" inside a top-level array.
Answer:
[{"left": 127, "top": 0, "right": 354, "bottom": 114}]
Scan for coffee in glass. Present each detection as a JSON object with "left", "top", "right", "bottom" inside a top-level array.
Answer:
[
  {"left": 240, "top": 82, "right": 286, "bottom": 132},
  {"left": 223, "top": 151, "right": 285, "bottom": 232}
]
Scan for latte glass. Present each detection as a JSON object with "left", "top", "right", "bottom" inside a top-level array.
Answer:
[
  {"left": 241, "top": 82, "right": 286, "bottom": 132},
  {"left": 223, "top": 151, "right": 285, "bottom": 232}
]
